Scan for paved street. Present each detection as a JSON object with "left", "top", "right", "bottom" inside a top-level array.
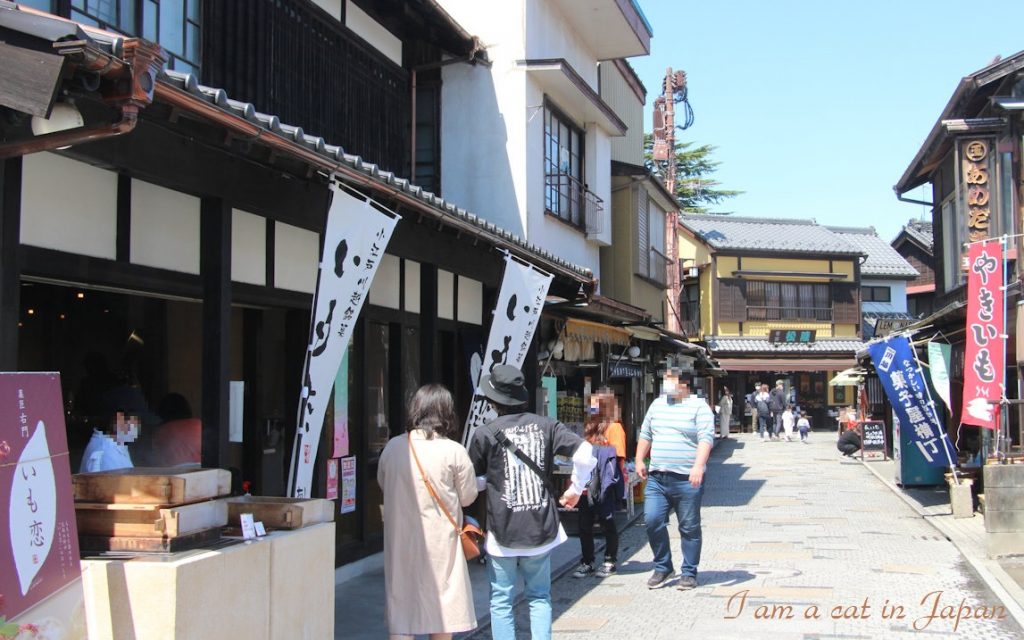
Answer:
[{"left": 468, "top": 434, "right": 1024, "bottom": 639}]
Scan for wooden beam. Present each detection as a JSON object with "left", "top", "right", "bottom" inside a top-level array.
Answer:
[
  {"left": 0, "top": 157, "right": 22, "bottom": 370},
  {"left": 200, "top": 197, "right": 231, "bottom": 468},
  {"left": 0, "top": 43, "right": 66, "bottom": 118}
]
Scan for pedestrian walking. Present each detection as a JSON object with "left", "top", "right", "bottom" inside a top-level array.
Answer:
[
  {"left": 769, "top": 379, "right": 787, "bottom": 439},
  {"left": 797, "top": 411, "right": 811, "bottom": 443},
  {"left": 755, "top": 384, "right": 771, "bottom": 441},
  {"left": 746, "top": 381, "right": 761, "bottom": 434},
  {"left": 718, "top": 387, "right": 733, "bottom": 439},
  {"left": 468, "top": 365, "right": 596, "bottom": 640},
  {"left": 377, "top": 385, "right": 479, "bottom": 640},
  {"left": 781, "top": 404, "right": 795, "bottom": 442},
  {"left": 635, "top": 367, "right": 715, "bottom": 590},
  {"left": 571, "top": 393, "right": 624, "bottom": 580}
]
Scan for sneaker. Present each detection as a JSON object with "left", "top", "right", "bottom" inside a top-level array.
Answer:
[
  {"left": 676, "top": 575, "right": 698, "bottom": 590},
  {"left": 647, "top": 570, "right": 673, "bottom": 589},
  {"left": 572, "top": 562, "right": 594, "bottom": 578},
  {"left": 595, "top": 562, "right": 617, "bottom": 578}
]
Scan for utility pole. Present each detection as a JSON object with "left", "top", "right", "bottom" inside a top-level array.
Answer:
[{"left": 653, "top": 68, "right": 689, "bottom": 335}]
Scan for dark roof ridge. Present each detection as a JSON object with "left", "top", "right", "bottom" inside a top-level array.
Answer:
[
  {"left": 826, "top": 225, "right": 877, "bottom": 235},
  {"left": 680, "top": 214, "right": 817, "bottom": 226}
]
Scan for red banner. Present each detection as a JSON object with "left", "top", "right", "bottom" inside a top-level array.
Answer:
[{"left": 962, "top": 241, "right": 1004, "bottom": 429}]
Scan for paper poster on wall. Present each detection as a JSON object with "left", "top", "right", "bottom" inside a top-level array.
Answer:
[
  {"left": 325, "top": 458, "right": 339, "bottom": 500},
  {"left": 340, "top": 456, "right": 357, "bottom": 514},
  {"left": 0, "top": 372, "right": 85, "bottom": 634},
  {"left": 332, "top": 348, "right": 350, "bottom": 458},
  {"left": 288, "top": 185, "right": 399, "bottom": 498}
]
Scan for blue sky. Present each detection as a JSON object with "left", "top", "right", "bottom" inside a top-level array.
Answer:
[{"left": 628, "top": 0, "right": 1024, "bottom": 243}]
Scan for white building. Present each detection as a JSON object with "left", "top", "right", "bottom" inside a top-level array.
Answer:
[{"left": 436, "top": 0, "right": 653, "bottom": 280}]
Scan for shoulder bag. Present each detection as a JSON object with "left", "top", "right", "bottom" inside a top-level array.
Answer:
[
  {"left": 493, "top": 430, "right": 558, "bottom": 498},
  {"left": 408, "top": 435, "right": 485, "bottom": 561}
]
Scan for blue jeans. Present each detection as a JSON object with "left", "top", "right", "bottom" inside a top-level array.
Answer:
[
  {"left": 488, "top": 552, "right": 552, "bottom": 640},
  {"left": 773, "top": 411, "right": 784, "bottom": 436},
  {"left": 757, "top": 413, "right": 770, "bottom": 437},
  {"left": 644, "top": 471, "right": 704, "bottom": 577}
]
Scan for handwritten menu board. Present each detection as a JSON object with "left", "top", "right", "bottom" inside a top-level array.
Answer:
[
  {"left": 0, "top": 372, "right": 84, "bottom": 633},
  {"left": 860, "top": 421, "right": 887, "bottom": 461}
]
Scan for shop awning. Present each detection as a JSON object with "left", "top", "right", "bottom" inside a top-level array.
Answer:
[
  {"left": 627, "top": 326, "right": 662, "bottom": 341},
  {"left": 715, "top": 357, "right": 856, "bottom": 372},
  {"left": 563, "top": 318, "right": 631, "bottom": 346},
  {"left": 829, "top": 367, "right": 868, "bottom": 386}
]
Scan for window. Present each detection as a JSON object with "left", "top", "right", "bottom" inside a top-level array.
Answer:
[
  {"left": 940, "top": 194, "right": 964, "bottom": 292},
  {"left": 41, "top": 1, "right": 201, "bottom": 76},
  {"left": 680, "top": 282, "right": 700, "bottom": 336},
  {"left": 544, "top": 104, "right": 584, "bottom": 227},
  {"left": 746, "top": 281, "right": 831, "bottom": 321},
  {"left": 634, "top": 189, "right": 667, "bottom": 284},
  {"left": 862, "top": 286, "right": 891, "bottom": 303}
]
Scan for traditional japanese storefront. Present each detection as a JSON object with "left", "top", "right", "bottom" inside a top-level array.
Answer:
[{"left": 0, "top": 7, "right": 593, "bottom": 566}]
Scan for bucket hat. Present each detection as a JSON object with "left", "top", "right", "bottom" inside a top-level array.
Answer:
[{"left": 479, "top": 364, "right": 529, "bottom": 407}]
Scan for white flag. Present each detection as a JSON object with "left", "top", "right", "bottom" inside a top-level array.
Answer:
[
  {"left": 463, "top": 255, "right": 552, "bottom": 446},
  {"left": 288, "top": 185, "right": 398, "bottom": 498}
]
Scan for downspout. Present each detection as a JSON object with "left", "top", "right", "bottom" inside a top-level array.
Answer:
[
  {"left": 0, "top": 105, "right": 138, "bottom": 159},
  {"left": 894, "top": 187, "right": 934, "bottom": 208}
]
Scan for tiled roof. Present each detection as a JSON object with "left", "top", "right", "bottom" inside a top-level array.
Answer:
[
  {"left": 157, "top": 69, "right": 593, "bottom": 280},
  {"left": 679, "top": 215, "right": 864, "bottom": 256},
  {"left": 825, "top": 227, "right": 919, "bottom": 278},
  {"left": 899, "top": 219, "right": 934, "bottom": 253},
  {"left": 705, "top": 337, "right": 864, "bottom": 354}
]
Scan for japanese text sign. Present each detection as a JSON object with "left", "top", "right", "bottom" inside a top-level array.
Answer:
[
  {"left": 0, "top": 373, "right": 82, "bottom": 623},
  {"left": 462, "top": 255, "right": 552, "bottom": 446},
  {"left": 868, "top": 337, "right": 955, "bottom": 467},
  {"left": 962, "top": 240, "right": 1003, "bottom": 430},
  {"left": 288, "top": 186, "right": 399, "bottom": 498}
]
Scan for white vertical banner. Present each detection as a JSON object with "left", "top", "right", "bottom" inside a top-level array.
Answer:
[
  {"left": 462, "top": 255, "right": 553, "bottom": 446},
  {"left": 288, "top": 185, "right": 399, "bottom": 498}
]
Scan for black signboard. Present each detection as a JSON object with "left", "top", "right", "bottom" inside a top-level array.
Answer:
[
  {"left": 609, "top": 360, "right": 643, "bottom": 378},
  {"left": 860, "top": 420, "right": 887, "bottom": 461}
]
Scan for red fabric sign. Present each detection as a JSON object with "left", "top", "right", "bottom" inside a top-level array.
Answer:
[
  {"left": 0, "top": 373, "right": 81, "bottom": 620},
  {"left": 962, "top": 241, "right": 1004, "bottom": 429}
]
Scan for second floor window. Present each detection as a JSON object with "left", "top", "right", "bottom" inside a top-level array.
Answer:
[
  {"left": 27, "top": 1, "right": 201, "bottom": 75},
  {"left": 544, "top": 104, "right": 584, "bottom": 227},
  {"left": 636, "top": 189, "right": 667, "bottom": 284},
  {"left": 862, "top": 286, "right": 891, "bottom": 303},
  {"left": 746, "top": 281, "right": 831, "bottom": 321}
]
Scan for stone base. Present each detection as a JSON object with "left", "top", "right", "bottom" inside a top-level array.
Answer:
[
  {"left": 948, "top": 478, "right": 974, "bottom": 519},
  {"left": 983, "top": 464, "right": 1024, "bottom": 557}
]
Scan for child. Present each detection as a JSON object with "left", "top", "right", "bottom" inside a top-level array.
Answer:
[
  {"left": 797, "top": 411, "right": 811, "bottom": 443},
  {"left": 781, "top": 404, "right": 795, "bottom": 442}
]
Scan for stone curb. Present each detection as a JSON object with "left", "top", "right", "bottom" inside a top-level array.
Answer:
[{"left": 860, "top": 458, "right": 1024, "bottom": 630}]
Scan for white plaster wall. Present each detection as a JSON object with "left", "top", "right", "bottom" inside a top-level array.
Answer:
[
  {"left": 589, "top": 127, "right": 612, "bottom": 247},
  {"left": 345, "top": 2, "right": 402, "bottom": 66},
  {"left": 369, "top": 253, "right": 401, "bottom": 309},
  {"left": 130, "top": 179, "right": 200, "bottom": 274},
  {"left": 457, "top": 275, "right": 483, "bottom": 325},
  {"left": 404, "top": 259, "right": 421, "bottom": 313},
  {"left": 862, "top": 279, "right": 909, "bottom": 314},
  {"left": 231, "top": 209, "right": 266, "bottom": 285},
  {"left": 437, "top": 269, "right": 455, "bottom": 320},
  {"left": 524, "top": 0, "right": 598, "bottom": 89},
  {"left": 20, "top": 153, "right": 117, "bottom": 260},
  {"left": 274, "top": 222, "right": 318, "bottom": 293}
]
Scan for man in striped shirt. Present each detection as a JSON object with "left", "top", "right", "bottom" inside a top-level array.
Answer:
[{"left": 635, "top": 367, "right": 715, "bottom": 590}]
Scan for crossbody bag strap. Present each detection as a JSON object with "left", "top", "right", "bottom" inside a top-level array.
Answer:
[
  {"left": 494, "top": 430, "right": 558, "bottom": 496},
  {"left": 408, "top": 434, "right": 460, "bottom": 534}
]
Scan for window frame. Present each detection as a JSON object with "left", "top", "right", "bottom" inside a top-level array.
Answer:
[
  {"left": 543, "top": 100, "right": 586, "bottom": 229},
  {"left": 745, "top": 280, "right": 832, "bottom": 321},
  {"left": 862, "top": 285, "right": 891, "bottom": 303}
]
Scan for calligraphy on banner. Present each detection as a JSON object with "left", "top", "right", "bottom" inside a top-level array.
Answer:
[
  {"left": 868, "top": 336, "right": 955, "bottom": 467},
  {"left": 962, "top": 240, "right": 1004, "bottom": 429},
  {"left": 462, "top": 255, "right": 553, "bottom": 446},
  {"left": 288, "top": 185, "right": 399, "bottom": 498}
]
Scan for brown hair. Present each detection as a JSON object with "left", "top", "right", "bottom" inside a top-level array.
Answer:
[
  {"left": 406, "top": 384, "right": 458, "bottom": 439},
  {"left": 583, "top": 389, "right": 620, "bottom": 445}
]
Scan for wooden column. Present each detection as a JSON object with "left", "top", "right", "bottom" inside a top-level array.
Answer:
[
  {"left": 201, "top": 197, "right": 231, "bottom": 468},
  {"left": 419, "top": 263, "right": 437, "bottom": 383},
  {"left": 0, "top": 158, "right": 22, "bottom": 370}
]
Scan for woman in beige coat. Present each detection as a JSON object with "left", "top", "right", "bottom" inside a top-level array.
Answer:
[{"left": 377, "top": 384, "right": 479, "bottom": 639}]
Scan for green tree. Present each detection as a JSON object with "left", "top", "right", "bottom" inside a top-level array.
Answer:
[{"left": 643, "top": 134, "right": 742, "bottom": 214}]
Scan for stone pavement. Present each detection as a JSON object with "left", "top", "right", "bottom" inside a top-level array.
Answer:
[{"left": 464, "top": 434, "right": 1024, "bottom": 639}]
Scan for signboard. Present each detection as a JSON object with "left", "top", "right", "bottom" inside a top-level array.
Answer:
[
  {"left": 462, "top": 255, "right": 552, "bottom": 446},
  {"left": 961, "top": 240, "right": 1003, "bottom": 430},
  {"left": 768, "top": 329, "right": 816, "bottom": 344},
  {"left": 608, "top": 360, "right": 643, "bottom": 378},
  {"left": 340, "top": 456, "right": 356, "bottom": 514},
  {"left": 0, "top": 372, "right": 84, "bottom": 633},
  {"left": 325, "top": 458, "right": 339, "bottom": 500},
  {"left": 867, "top": 336, "right": 955, "bottom": 467},
  {"left": 860, "top": 421, "right": 887, "bottom": 461},
  {"left": 959, "top": 138, "right": 995, "bottom": 245},
  {"left": 873, "top": 317, "right": 913, "bottom": 336},
  {"left": 289, "top": 185, "right": 399, "bottom": 498}
]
